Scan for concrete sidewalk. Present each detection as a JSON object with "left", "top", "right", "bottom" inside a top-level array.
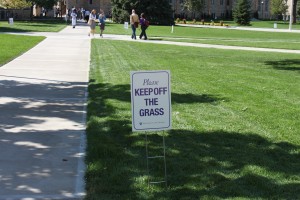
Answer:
[
  {"left": 7, "top": 24, "right": 300, "bottom": 54},
  {"left": 0, "top": 25, "right": 90, "bottom": 200}
]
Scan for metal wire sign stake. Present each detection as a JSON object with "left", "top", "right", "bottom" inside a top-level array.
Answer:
[{"left": 130, "top": 70, "right": 172, "bottom": 187}]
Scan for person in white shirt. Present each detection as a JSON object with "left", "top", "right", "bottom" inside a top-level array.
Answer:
[{"left": 71, "top": 10, "right": 77, "bottom": 28}]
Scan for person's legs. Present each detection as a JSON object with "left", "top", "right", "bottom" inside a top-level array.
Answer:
[
  {"left": 99, "top": 24, "right": 105, "bottom": 37},
  {"left": 139, "top": 31, "right": 142, "bottom": 39},
  {"left": 131, "top": 25, "right": 136, "bottom": 39},
  {"left": 140, "top": 27, "right": 146, "bottom": 39},
  {"left": 144, "top": 29, "right": 147, "bottom": 40}
]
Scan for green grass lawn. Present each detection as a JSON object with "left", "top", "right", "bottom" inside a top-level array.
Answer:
[
  {"left": 246, "top": 20, "right": 300, "bottom": 30},
  {"left": 0, "top": 20, "right": 67, "bottom": 32},
  {"left": 102, "top": 23, "right": 300, "bottom": 50},
  {"left": 177, "top": 20, "right": 300, "bottom": 30},
  {"left": 0, "top": 20, "right": 62, "bottom": 66},
  {"left": 85, "top": 39, "right": 300, "bottom": 199},
  {"left": 0, "top": 34, "right": 44, "bottom": 66}
]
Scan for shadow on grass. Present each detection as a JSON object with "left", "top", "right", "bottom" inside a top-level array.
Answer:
[
  {"left": 88, "top": 80, "right": 222, "bottom": 107},
  {"left": 85, "top": 80, "right": 300, "bottom": 199},
  {"left": 164, "top": 129, "right": 300, "bottom": 199},
  {"left": 0, "top": 26, "right": 33, "bottom": 32},
  {"left": 265, "top": 59, "right": 300, "bottom": 71}
]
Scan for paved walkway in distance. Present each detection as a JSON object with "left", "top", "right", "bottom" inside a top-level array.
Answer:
[
  {"left": 0, "top": 25, "right": 90, "bottom": 200},
  {"left": 8, "top": 23, "right": 300, "bottom": 54}
]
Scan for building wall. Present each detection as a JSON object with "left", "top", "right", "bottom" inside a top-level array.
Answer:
[
  {"left": 62, "top": 0, "right": 292, "bottom": 20},
  {"left": 170, "top": 0, "right": 293, "bottom": 20}
]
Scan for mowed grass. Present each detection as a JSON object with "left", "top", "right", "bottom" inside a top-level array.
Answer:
[
  {"left": 102, "top": 22, "right": 300, "bottom": 50},
  {"left": 85, "top": 39, "right": 300, "bottom": 199},
  {"left": 250, "top": 20, "right": 300, "bottom": 29},
  {"left": 0, "top": 34, "right": 44, "bottom": 66},
  {"left": 0, "top": 20, "right": 62, "bottom": 65},
  {"left": 0, "top": 20, "right": 66, "bottom": 32},
  {"left": 184, "top": 20, "right": 300, "bottom": 30}
]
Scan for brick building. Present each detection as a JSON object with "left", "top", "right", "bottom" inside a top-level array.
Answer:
[
  {"left": 63, "top": 0, "right": 111, "bottom": 16},
  {"left": 54, "top": 0, "right": 293, "bottom": 20},
  {"left": 169, "top": 0, "right": 293, "bottom": 20}
]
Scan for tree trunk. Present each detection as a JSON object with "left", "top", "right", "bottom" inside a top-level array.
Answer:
[
  {"left": 30, "top": 3, "right": 33, "bottom": 20},
  {"left": 293, "top": 0, "right": 298, "bottom": 23}
]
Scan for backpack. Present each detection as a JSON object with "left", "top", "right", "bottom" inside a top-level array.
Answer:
[{"left": 145, "top": 20, "right": 149, "bottom": 27}]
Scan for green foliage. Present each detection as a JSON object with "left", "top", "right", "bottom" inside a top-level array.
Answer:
[
  {"left": 233, "top": 0, "right": 251, "bottom": 26},
  {"left": 183, "top": 0, "right": 205, "bottom": 17},
  {"left": 0, "top": 0, "right": 31, "bottom": 9},
  {"left": 270, "top": 0, "right": 288, "bottom": 19},
  {"left": 26, "top": 0, "right": 58, "bottom": 9},
  {"left": 111, "top": 0, "right": 173, "bottom": 25},
  {"left": 111, "top": 0, "right": 137, "bottom": 23}
]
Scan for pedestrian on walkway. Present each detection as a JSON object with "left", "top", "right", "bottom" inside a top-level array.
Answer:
[
  {"left": 130, "top": 9, "right": 139, "bottom": 40},
  {"left": 80, "top": 8, "right": 85, "bottom": 20},
  {"left": 88, "top": 9, "right": 97, "bottom": 37},
  {"left": 139, "top": 13, "right": 148, "bottom": 40},
  {"left": 71, "top": 10, "right": 77, "bottom": 28},
  {"left": 98, "top": 10, "right": 106, "bottom": 38},
  {"left": 85, "top": 9, "right": 90, "bottom": 22},
  {"left": 67, "top": 8, "right": 71, "bottom": 22}
]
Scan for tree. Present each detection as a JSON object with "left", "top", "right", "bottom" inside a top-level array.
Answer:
[
  {"left": 296, "top": 0, "right": 300, "bottom": 16},
  {"left": 23, "top": 0, "right": 58, "bottom": 19},
  {"left": 112, "top": 0, "right": 173, "bottom": 25},
  {"left": 182, "top": 0, "right": 205, "bottom": 19},
  {"left": 0, "top": 0, "right": 31, "bottom": 9},
  {"left": 26, "top": 0, "right": 58, "bottom": 10},
  {"left": 270, "top": 0, "right": 288, "bottom": 20},
  {"left": 293, "top": 0, "right": 298, "bottom": 23},
  {"left": 111, "top": 0, "right": 139, "bottom": 23},
  {"left": 233, "top": 0, "right": 251, "bottom": 25}
]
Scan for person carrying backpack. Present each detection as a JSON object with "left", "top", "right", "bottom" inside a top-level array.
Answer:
[{"left": 139, "top": 13, "right": 148, "bottom": 40}]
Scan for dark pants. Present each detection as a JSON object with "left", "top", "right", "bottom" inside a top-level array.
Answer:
[
  {"left": 131, "top": 24, "right": 137, "bottom": 39},
  {"left": 140, "top": 26, "right": 147, "bottom": 40},
  {"left": 85, "top": 15, "right": 89, "bottom": 22}
]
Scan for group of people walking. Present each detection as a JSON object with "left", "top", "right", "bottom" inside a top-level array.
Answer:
[
  {"left": 130, "top": 9, "right": 149, "bottom": 40},
  {"left": 69, "top": 8, "right": 149, "bottom": 40},
  {"left": 68, "top": 7, "right": 106, "bottom": 37},
  {"left": 87, "top": 9, "right": 106, "bottom": 37}
]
